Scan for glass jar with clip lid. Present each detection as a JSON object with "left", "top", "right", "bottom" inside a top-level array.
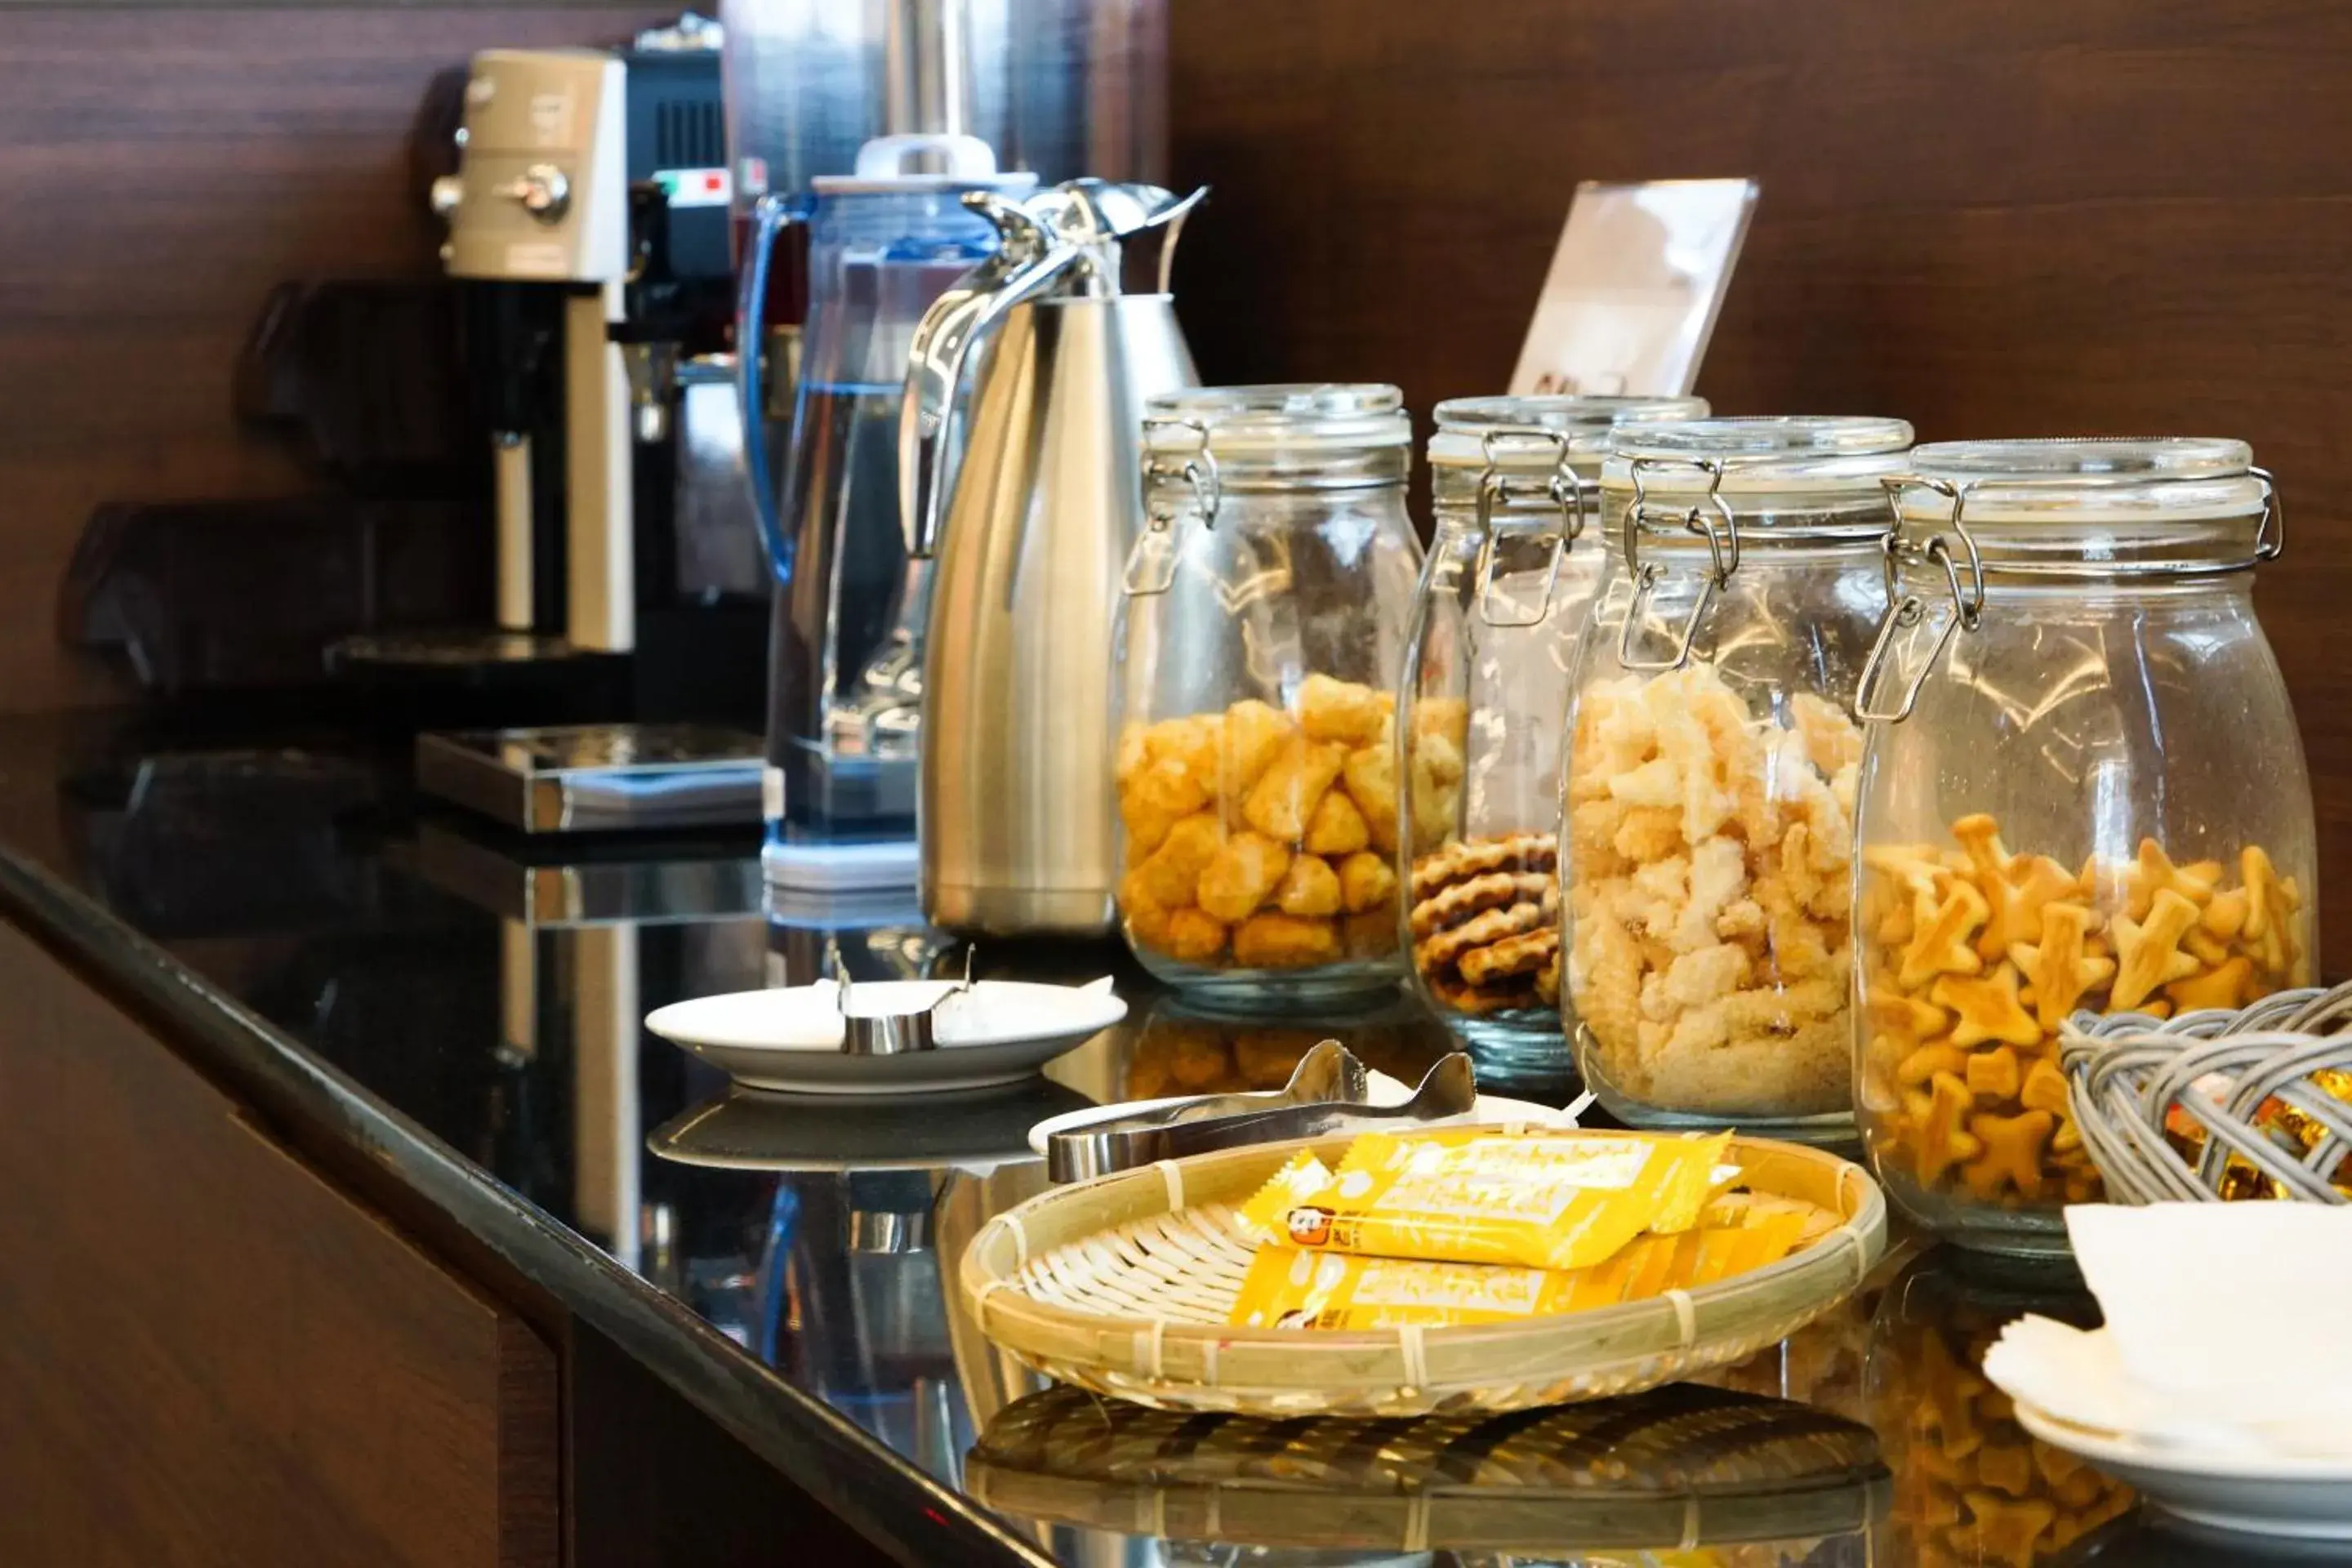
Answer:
[
  {"left": 1111, "top": 385, "right": 1424, "bottom": 1006},
  {"left": 1561, "top": 415, "right": 1913, "bottom": 1135},
  {"left": 1398, "top": 394, "right": 1706, "bottom": 1084},
  {"left": 1851, "top": 437, "right": 2313, "bottom": 1254}
]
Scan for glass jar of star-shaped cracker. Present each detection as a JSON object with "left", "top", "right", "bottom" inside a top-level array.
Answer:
[
  {"left": 1400, "top": 395, "right": 1707, "bottom": 1083},
  {"left": 1563, "top": 416, "right": 1915, "bottom": 1136},
  {"left": 1851, "top": 438, "right": 2315, "bottom": 1254}
]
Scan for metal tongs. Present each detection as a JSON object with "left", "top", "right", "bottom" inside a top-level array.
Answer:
[
  {"left": 831, "top": 942, "right": 975, "bottom": 1057},
  {"left": 1130, "top": 1038, "right": 1370, "bottom": 1127},
  {"left": 1047, "top": 1048, "right": 1479, "bottom": 1183}
]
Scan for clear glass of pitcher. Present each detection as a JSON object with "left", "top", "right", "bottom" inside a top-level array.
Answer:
[{"left": 738, "top": 136, "right": 1033, "bottom": 890}]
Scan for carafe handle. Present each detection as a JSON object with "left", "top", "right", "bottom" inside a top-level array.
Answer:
[
  {"left": 898, "top": 194, "right": 1079, "bottom": 560},
  {"left": 736, "top": 192, "right": 804, "bottom": 581}
]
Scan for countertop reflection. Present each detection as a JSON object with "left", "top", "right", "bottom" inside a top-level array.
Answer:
[{"left": 0, "top": 714, "right": 2315, "bottom": 1565}]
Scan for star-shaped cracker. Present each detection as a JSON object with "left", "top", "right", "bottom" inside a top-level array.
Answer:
[
  {"left": 1950, "top": 812, "right": 2011, "bottom": 880},
  {"left": 1977, "top": 852, "right": 2082, "bottom": 964},
  {"left": 2007, "top": 901, "right": 2114, "bottom": 1028},
  {"left": 1952, "top": 1490, "right": 2057, "bottom": 1565},
  {"left": 1975, "top": 1443, "right": 2035, "bottom": 1498},
  {"left": 1965, "top": 1045, "right": 2022, "bottom": 1102},
  {"left": 2123, "top": 838, "right": 2221, "bottom": 921},
  {"left": 1963, "top": 1108, "right": 2055, "bottom": 1201},
  {"left": 1914, "top": 1070, "right": 1983, "bottom": 1187},
  {"left": 2199, "top": 886, "right": 2250, "bottom": 942},
  {"left": 1897, "top": 1040, "right": 1969, "bottom": 1087},
  {"left": 2183, "top": 928, "right": 2232, "bottom": 968},
  {"left": 2239, "top": 844, "right": 2305, "bottom": 977},
  {"left": 1918, "top": 1322, "right": 1989, "bottom": 1410},
  {"left": 1866, "top": 978, "right": 1949, "bottom": 1040},
  {"left": 2020, "top": 1057, "right": 2071, "bottom": 1116},
  {"left": 2110, "top": 887, "right": 2203, "bottom": 1011},
  {"left": 1931, "top": 964, "right": 2044, "bottom": 1049},
  {"left": 1871, "top": 840, "right": 1956, "bottom": 882},
  {"left": 2167, "top": 954, "right": 2253, "bottom": 1013},
  {"left": 1898, "top": 879, "right": 1989, "bottom": 990}
]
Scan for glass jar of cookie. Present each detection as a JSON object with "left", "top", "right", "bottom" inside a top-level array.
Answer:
[
  {"left": 1112, "top": 385, "right": 1425, "bottom": 1004},
  {"left": 1563, "top": 416, "right": 1914, "bottom": 1134},
  {"left": 1401, "top": 395, "right": 1706, "bottom": 1080},
  {"left": 1852, "top": 438, "right": 2314, "bottom": 1254}
]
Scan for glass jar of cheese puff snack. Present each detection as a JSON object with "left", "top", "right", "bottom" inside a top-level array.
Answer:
[
  {"left": 1113, "top": 385, "right": 1425, "bottom": 1004},
  {"left": 1563, "top": 416, "right": 1913, "bottom": 1136},
  {"left": 1400, "top": 394, "right": 1706, "bottom": 1081},
  {"left": 1851, "top": 438, "right": 2314, "bottom": 1254}
]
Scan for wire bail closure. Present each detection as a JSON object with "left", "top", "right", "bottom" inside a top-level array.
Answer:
[
  {"left": 1615, "top": 456, "right": 1736, "bottom": 672},
  {"left": 2252, "top": 465, "right": 2286, "bottom": 561},
  {"left": 1472, "top": 430, "right": 1583, "bottom": 629},
  {"left": 1123, "top": 418, "right": 1218, "bottom": 597},
  {"left": 1853, "top": 476, "right": 1986, "bottom": 724}
]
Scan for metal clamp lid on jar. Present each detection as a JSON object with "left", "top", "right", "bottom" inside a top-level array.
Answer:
[
  {"left": 1430, "top": 395, "right": 1708, "bottom": 629},
  {"left": 1124, "top": 384, "right": 1410, "bottom": 597},
  {"left": 1601, "top": 416, "right": 1914, "bottom": 672},
  {"left": 1854, "top": 437, "right": 2285, "bottom": 723}
]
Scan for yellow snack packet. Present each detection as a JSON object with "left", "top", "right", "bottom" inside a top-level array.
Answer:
[
  {"left": 1229, "top": 1200, "right": 1816, "bottom": 1330},
  {"left": 1654, "top": 1134, "right": 1738, "bottom": 1235},
  {"left": 1691, "top": 1206, "right": 1811, "bottom": 1285},
  {"left": 1243, "top": 1130, "right": 1730, "bottom": 1272},
  {"left": 1615, "top": 1230, "right": 1698, "bottom": 1303},
  {"left": 1236, "top": 1149, "right": 1337, "bottom": 1241},
  {"left": 1230, "top": 1245, "right": 1578, "bottom": 1329}
]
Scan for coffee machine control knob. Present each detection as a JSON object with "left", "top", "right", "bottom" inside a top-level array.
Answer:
[{"left": 501, "top": 163, "right": 571, "bottom": 225}]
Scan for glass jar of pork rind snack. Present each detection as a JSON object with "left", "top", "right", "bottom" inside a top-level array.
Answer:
[
  {"left": 1563, "top": 416, "right": 1913, "bottom": 1135},
  {"left": 1400, "top": 394, "right": 1706, "bottom": 1083},
  {"left": 1112, "top": 385, "right": 1425, "bottom": 1004},
  {"left": 1851, "top": 438, "right": 2314, "bottom": 1254}
]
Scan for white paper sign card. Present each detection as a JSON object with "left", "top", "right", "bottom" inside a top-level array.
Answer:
[{"left": 1508, "top": 178, "right": 1759, "bottom": 398}]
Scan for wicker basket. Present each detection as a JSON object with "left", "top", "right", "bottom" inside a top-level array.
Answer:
[
  {"left": 958, "top": 1131, "right": 1887, "bottom": 1417},
  {"left": 2061, "top": 980, "right": 2352, "bottom": 1204}
]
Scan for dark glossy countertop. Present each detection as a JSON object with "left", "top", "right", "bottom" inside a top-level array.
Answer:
[{"left": 0, "top": 712, "right": 2305, "bottom": 1567}]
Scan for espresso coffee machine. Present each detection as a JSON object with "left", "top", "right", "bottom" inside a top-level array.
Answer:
[{"left": 406, "top": 20, "right": 772, "bottom": 828}]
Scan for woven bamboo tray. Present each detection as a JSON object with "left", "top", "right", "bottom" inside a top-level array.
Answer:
[
  {"left": 958, "top": 1130, "right": 1887, "bottom": 1417},
  {"left": 2062, "top": 980, "right": 2352, "bottom": 1203}
]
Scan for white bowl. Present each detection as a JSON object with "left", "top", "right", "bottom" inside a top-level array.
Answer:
[{"left": 2016, "top": 1400, "right": 2352, "bottom": 1540}]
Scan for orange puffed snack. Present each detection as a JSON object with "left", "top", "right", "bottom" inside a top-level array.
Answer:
[
  {"left": 1858, "top": 816, "right": 2310, "bottom": 1212},
  {"left": 1114, "top": 678, "right": 1433, "bottom": 973}
]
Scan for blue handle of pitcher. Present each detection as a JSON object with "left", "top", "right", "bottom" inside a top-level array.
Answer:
[{"left": 737, "top": 192, "right": 797, "bottom": 586}]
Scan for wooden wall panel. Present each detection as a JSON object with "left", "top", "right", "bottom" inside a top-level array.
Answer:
[
  {"left": 1166, "top": 0, "right": 2352, "bottom": 955},
  {"left": 0, "top": 5, "right": 666, "bottom": 715},
  {"left": 0, "top": 918, "right": 558, "bottom": 1566}
]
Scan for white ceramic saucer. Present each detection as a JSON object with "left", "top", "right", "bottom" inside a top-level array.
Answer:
[
  {"left": 2015, "top": 1399, "right": 2352, "bottom": 1540},
  {"left": 649, "top": 1079, "right": 1093, "bottom": 1173},
  {"left": 645, "top": 978, "right": 1125, "bottom": 1095}
]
